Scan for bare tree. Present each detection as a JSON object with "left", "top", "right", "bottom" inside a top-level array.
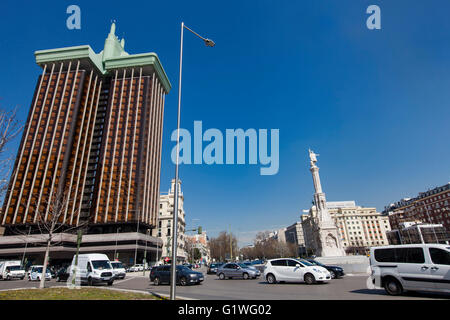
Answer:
[
  {"left": 13, "top": 190, "right": 87, "bottom": 288},
  {"left": 209, "top": 231, "right": 238, "bottom": 262},
  {"left": 0, "top": 107, "right": 23, "bottom": 198}
]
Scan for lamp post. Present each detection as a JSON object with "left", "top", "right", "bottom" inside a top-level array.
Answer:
[
  {"left": 143, "top": 229, "right": 149, "bottom": 276},
  {"left": 114, "top": 226, "right": 121, "bottom": 260},
  {"left": 170, "top": 22, "right": 214, "bottom": 301}
]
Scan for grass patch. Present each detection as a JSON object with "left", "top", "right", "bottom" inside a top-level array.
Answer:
[{"left": 0, "top": 287, "right": 162, "bottom": 300}]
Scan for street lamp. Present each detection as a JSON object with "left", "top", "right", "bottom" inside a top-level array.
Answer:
[
  {"left": 170, "top": 22, "right": 215, "bottom": 301},
  {"left": 114, "top": 226, "right": 121, "bottom": 260}
]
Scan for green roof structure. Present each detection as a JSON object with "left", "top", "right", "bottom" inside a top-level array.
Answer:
[{"left": 34, "top": 22, "right": 171, "bottom": 93}]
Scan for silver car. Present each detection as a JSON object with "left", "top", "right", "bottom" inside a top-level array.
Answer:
[{"left": 217, "top": 263, "right": 261, "bottom": 280}]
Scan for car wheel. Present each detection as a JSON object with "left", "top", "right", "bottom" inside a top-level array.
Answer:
[
  {"left": 384, "top": 278, "right": 403, "bottom": 296},
  {"left": 180, "top": 277, "right": 187, "bottom": 286},
  {"left": 304, "top": 273, "right": 316, "bottom": 285},
  {"left": 243, "top": 273, "right": 249, "bottom": 280},
  {"left": 330, "top": 271, "right": 336, "bottom": 279},
  {"left": 154, "top": 277, "right": 160, "bottom": 286},
  {"left": 266, "top": 274, "right": 277, "bottom": 284},
  {"left": 107, "top": 281, "right": 113, "bottom": 286},
  {"left": 219, "top": 273, "right": 225, "bottom": 280},
  {"left": 87, "top": 277, "right": 93, "bottom": 286}
]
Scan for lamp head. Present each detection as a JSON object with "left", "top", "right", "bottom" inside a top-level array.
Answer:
[{"left": 204, "top": 39, "right": 215, "bottom": 47}]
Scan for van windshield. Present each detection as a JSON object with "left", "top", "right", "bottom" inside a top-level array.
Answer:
[
  {"left": 91, "top": 260, "right": 111, "bottom": 270},
  {"left": 7, "top": 265, "right": 22, "bottom": 271}
]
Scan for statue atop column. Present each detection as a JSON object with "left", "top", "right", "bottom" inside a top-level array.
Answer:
[{"left": 308, "top": 149, "right": 345, "bottom": 257}]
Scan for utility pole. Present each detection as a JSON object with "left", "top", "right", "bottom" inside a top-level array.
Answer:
[
  {"left": 71, "top": 230, "right": 83, "bottom": 286},
  {"left": 21, "top": 225, "right": 31, "bottom": 267}
]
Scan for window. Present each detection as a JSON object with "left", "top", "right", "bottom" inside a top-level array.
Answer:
[
  {"left": 287, "top": 259, "right": 300, "bottom": 267},
  {"left": 374, "top": 247, "right": 424, "bottom": 263},
  {"left": 270, "top": 259, "right": 287, "bottom": 266},
  {"left": 429, "top": 248, "right": 450, "bottom": 265}
]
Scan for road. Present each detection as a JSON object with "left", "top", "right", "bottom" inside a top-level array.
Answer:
[{"left": 0, "top": 267, "right": 448, "bottom": 300}]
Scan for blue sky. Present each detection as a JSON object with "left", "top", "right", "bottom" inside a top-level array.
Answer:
[{"left": 0, "top": 1, "right": 449, "bottom": 245}]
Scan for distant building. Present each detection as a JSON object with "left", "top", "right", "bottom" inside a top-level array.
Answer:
[
  {"left": 284, "top": 222, "right": 306, "bottom": 256},
  {"left": 386, "top": 221, "right": 449, "bottom": 245},
  {"left": 302, "top": 201, "right": 391, "bottom": 255},
  {"left": 185, "top": 231, "right": 210, "bottom": 264},
  {"left": 152, "top": 179, "right": 186, "bottom": 263},
  {"left": 383, "top": 182, "right": 450, "bottom": 232}
]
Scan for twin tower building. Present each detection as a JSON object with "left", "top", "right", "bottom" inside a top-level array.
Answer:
[{"left": 0, "top": 22, "right": 171, "bottom": 246}]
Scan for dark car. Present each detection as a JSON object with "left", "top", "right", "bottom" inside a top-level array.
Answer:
[
  {"left": 207, "top": 263, "right": 223, "bottom": 274},
  {"left": 183, "top": 263, "right": 193, "bottom": 269},
  {"left": 305, "top": 259, "right": 344, "bottom": 279},
  {"left": 149, "top": 265, "right": 204, "bottom": 286},
  {"left": 56, "top": 267, "right": 70, "bottom": 282}
]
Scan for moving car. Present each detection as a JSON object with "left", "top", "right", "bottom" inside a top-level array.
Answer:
[
  {"left": 305, "top": 259, "right": 345, "bottom": 279},
  {"left": 129, "top": 264, "right": 144, "bottom": 272},
  {"left": 207, "top": 263, "right": 223, "bottom": 274},
  {"left": 56, "top": 267, "right": 70, "bottom": 282},
  {"left": 68, "top": 253, "right": 114, "bottom": 286},
  {"left": 370, "top": 244, "right": 450, "bottom": 296},
  {"left": 150, "top": 265, "right": 204, "bottom": 286},
  {"left": 0, "top": 261, "right": 25, "bottom": 280},
  {"left": 110, "top": 261, "right": 126, "bottom": 279},
  {"left": 28, "top": 265, "right": 52, "bottom": 281},
  {"left": 263, "top": 258, "right": 331, "bottom": 284},
  {"left": 217, "top": 262, "right": 261, "bottom": 280}
]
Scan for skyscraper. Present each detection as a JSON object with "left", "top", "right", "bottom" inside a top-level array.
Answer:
[{"left": 0, "top": 23, "right": 171, "bottom": 241}]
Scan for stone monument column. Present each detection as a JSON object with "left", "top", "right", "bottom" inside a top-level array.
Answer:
[{"left": 309, "top": 149, "right": 345, "bottom": 257}]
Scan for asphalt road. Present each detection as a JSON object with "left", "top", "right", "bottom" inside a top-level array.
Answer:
[{"left": 0, "top": 268, "right": 448, "bottom": 300}]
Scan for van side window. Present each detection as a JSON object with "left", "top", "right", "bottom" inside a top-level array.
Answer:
[
  {"left": 429, "top": 248, "right": 450, "bottom": 265},
  {"left": 374, "top": 248, "right": 424, "bottom": 263}
]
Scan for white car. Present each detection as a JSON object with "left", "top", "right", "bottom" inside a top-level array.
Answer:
[
  {"left": 263, "top": 258, "right": 331, "bottom": 284},
  {"left": 129, "top": 264, "right": 144, "bottom": 272},
  {"left": 370, "top": 244, "right": 450, "bottom": 295},
  {"left": 110, "top": 261, "right": 126, "bottom": 279},
  {"left": 28, "top": 265, "right": 52, "bottom": 281}
]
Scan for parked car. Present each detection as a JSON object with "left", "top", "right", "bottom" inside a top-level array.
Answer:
[
  {"left": 370, "top": 244, "right": 450, "bottom": 296},
  {"left": 217, "top": 262, "right": 261, "bottom": 280},
  {"left": 150, "top": 265, "right": 204, "bottom": 286},
  {"left": 207, "top": 263, "right": 223, "bottom": 274},
  {"left": 56, "top": 267, "right": 70, "bottom": 282},
  {"left": 68, "top": 253, "right": 114, "bottom": 286},
  {"left": 305, "top": 259, "right": 345, "bottom": 279},
  {"left": 28, "top": 265, "right": 52, "bottom": 281},
  {"left": 129, "top": 264, "right": 144, "bottom": 272},
  {"left": 264, "top": 258, "right": 331, "bottom": 284},
  {"left": 0, "top": 261, "right": 25, "bottom": 280},
  {"left": 110, "top": 261, "right": 126, "bottom": 279}
]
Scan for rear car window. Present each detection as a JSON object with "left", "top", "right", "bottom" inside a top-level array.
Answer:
[
  {"left": 270, "top": 260, "right": 287, "bottom": 266},
  {"left": 429, "top": 248, "right": 450, "bottom": 265}
]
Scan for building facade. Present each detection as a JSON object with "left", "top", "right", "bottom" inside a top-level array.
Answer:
[
  {"left": 284, "top": 222, "right": 306, "bottom": 256},
  {"left": 0, "top": 23, "right": 170, "bottom": 266},
  {"left": 303, "top": 201, "right": 391, "bottom": 255},
  {"left": 185, "top": 231, "right": 210, "bottom": 264},
  {"left": 386, "top": 221, "right": 449, "bottom": 245},
  {"left": 383, "top": 182, "right": 450, "bottom": 233},
  {"left": 153, "top": 179, "right": 187, "bottom": 263}
]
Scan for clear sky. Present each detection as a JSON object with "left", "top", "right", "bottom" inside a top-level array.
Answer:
[{"left": 1, "top": 1, "right": 449, "bottom": 246}]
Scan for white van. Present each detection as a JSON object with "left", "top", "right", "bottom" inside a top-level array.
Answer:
[
  {"left": 370, "top": 244, "right": 450, "bottom": 295},
  {"left": 0, "top": 260, "right": 25, "bottom": 280},
  {"left": 69, "top": 253, "right": 115, "bottom": 286}
]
